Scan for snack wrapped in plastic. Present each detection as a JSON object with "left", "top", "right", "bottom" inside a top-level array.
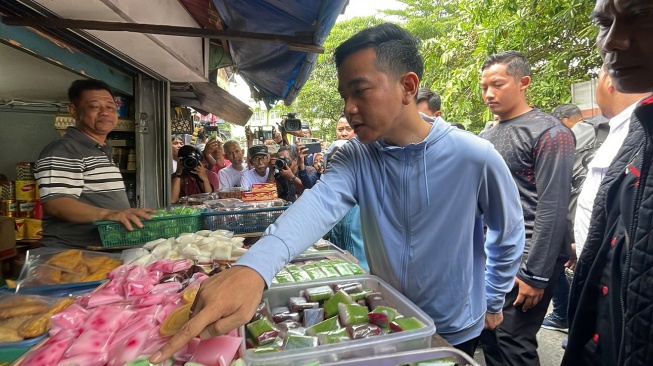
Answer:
[
  {"left": 16, "top": 248, "right": 122, "bottom": 291},
  {"left": 0, "top": 293, "right": 73, "bottom": 343}
]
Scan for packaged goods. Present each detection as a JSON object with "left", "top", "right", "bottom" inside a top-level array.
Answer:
[
  {"left": 0, "top": 293, "right": 73, "bottom": 343},
  {"left": 15, "top": 180, "right": 36, "bottom": 201}
]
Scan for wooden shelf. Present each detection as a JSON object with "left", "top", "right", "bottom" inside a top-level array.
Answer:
[{"left": 119, "top": 169, "right": 137, "bottom": 174}]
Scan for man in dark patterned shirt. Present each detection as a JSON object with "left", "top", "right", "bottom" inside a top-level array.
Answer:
[{"left": 478, "top": 51, "right": 575, "bottom": 366}]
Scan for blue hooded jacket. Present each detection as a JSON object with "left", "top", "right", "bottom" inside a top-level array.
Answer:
[{"left": 237, "top": 118, "right": 525, "bottom": 344}]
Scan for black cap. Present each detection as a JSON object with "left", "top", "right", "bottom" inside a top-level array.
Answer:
[{"left": 248, "top": 145, "right": 269, "bottom": 157}]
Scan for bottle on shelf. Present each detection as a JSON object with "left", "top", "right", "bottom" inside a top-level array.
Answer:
[{"left": 127, "top": 149, "right": 136, "bottom": 171}]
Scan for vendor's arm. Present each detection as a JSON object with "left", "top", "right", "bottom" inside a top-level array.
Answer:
[
  {"left": 43, "top": 197, "right": 152, "bottom": 231},
  {"left": 480, "top": 144, "right": 526, "bottom": 317}
]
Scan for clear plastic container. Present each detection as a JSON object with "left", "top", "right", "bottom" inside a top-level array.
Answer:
[
  {"left": 240, "top": 275, "right": 435, "bottom": 366},
  {"left": 322, "top": 347, "right": 480, "bottom": 366}
]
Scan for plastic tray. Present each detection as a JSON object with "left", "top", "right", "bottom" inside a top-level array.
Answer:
[
  {"left": 0, "top": 334, "right": 47, "bottom": 362},
  {"left": 14, "top": 280, "right": 104, "bottom": 297},
  {"left": 241, "top": 275, "right": 435, "bottom": 366},
  {"left": 322, "top": 347, "right": 480, "bottom": 366},
  {"left": 271, "top": 252, "right": 367, "bottom": 287},
  {"left": 203, "top": 206, "right": 288, "bottom": 234},
  {"left": 94, "top": 212, "right": 202, "bottom": 247}
]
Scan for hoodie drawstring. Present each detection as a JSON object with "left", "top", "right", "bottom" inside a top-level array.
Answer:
[
  {"left": 380, "top": 152, "right": 387, "bottom": 210},
  {"left": 423, "top": 143, "right": 430, "bottom": 206}
]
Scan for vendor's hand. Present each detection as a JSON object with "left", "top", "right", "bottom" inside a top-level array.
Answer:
[
  {"left": 484, "top": 311, "right": 503, "bottom": 330},
  {"left": 280, "top": 166, "right": 295, "bottom": 180},
  {"left": 104, "top": 208, "right": 154, "bottom": 231},
  {"left": 150, "top": 266, "right": 265, "bottom": 364},
  {"left": 513, "top": 277, "right": 544, "bottom": 312}
]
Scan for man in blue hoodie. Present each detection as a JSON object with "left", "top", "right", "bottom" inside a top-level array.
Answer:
[{"left": 151, "top": 23, "right": 525, "bottom": 363}]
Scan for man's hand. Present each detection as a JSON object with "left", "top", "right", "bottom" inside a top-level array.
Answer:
[
  {"left": 484, "top": 311, "right": 503, "bottom": 330},
  {"left": 513, "top": 277, "right": 544, "bottom": 312},
  {"left": 245, "top": 126, "right": 254, "bottom": 142},
  {"left": 203, "top": 138, "right": 220, "bottom": 157},
  {"left": 104, "top": 208, "right": 154, "bottom": 231},
  {"left": 296, "top": 143, "right": 307, "bottom": 170},
  {"left": 150, "top": 266, "right": 265, "bottom": 363},
  {"left": 280, "top": 166, "right": 295, "bottom": 180},
  {"left": 565, "top": 243, "right": 577, "bottom": 270}
]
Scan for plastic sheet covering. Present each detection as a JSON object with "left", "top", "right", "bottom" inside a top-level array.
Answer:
[{"left": 212, "top": 0, "right": 348, "bottom": 106}]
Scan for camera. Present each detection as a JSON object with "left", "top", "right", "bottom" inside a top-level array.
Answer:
[
  {"left": 275, "top": 156, "right": 291, "bottom": 170},
  {"left": 178, "top": 146, "right": 203, "bottom": 172},
  {"left": 282, "top": 113, "right": 302, "bottom": 132}
]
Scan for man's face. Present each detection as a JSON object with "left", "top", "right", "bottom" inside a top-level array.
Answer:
[
  {"left": 210, "top": 143, "right": 224, "bottom": 159},
  {"left": 224, "top": 144, "right": 243, "bottom": 165},
  {"left": 336, "top": 118, "right": 356, "bottom": 140},
  {"left": 301, "top": 129, "right": 312, "bottom": 138},
  {"left": 277, "top": 150, "right": 298, "bottom": 173},
  {"left": 337, "top": 48, "right": 405, "bottom": 144},
  {"left": 68, "top": 89, "right": 118, "bottom": 139},
  {"left": 416, "top": 100, "right": 432, "bottom": 116},
  {"left": 593, "top": 0, "right": 653, "bottom": 93},
  {"left": 481, "top": 63, "right": 529, "bottom": 121},
  {"left": 250, "top": 154, "right": 269, "bottom": 174}
]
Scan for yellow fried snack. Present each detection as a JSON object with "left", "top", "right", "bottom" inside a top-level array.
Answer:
[
  {"left": 160, "top": 303, "right": 192, "bottom": 336},
  {"left": 17, "top": 297, "right": 74, "bottom": 339},
  {"left": 0, "top": 297, "right": 45, "bottom": 310},
  {"left": 74, "top": 263, "right": 89, "bottom": 276},
  {"left": 0, "top": 304, "right": 48, "bottom": 320},
  {"left": 45, "top": 249, "right": 83, "bottom": 271},
  {"left": 0, "top": 326, "right": 22, "bottom": 342},
  {"left": 182, "top": 287, "right": 199, "bottom": 304}
]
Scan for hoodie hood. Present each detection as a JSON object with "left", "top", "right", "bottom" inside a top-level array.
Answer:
[{"left": 372, "top": 117, "right": 454, "bottom": 207}]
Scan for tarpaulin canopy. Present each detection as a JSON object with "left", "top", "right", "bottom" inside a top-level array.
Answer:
[{"left": 212, "top": 0, "right": 348, "bottom": 107}]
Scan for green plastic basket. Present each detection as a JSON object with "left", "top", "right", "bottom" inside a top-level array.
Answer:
[
  {"left": 202, "top": 206, "right": 288, "bottom": 234},
  {"left": 94, "top": 212, "right": 202, "bottom": 247}
]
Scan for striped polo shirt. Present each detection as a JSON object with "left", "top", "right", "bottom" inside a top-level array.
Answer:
[{"left": 35, "top": 127, "right": 130, "bottom": 248}]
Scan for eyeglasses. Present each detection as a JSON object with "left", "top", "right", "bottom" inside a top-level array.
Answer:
[{"left": 251, "top": 156, "right": 269, "bottom": 162}]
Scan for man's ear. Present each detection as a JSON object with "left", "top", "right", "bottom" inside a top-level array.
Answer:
[
  {"left": 67, "top": 103, "right": 77, "bottom": 118},
  {"left": 434, "top": 110, "right": 442, "bottom": 117},
  {"left": 519, "top": 75, "right": 531, "bottom": 91},
  {"left": 607, "top": 79, "right": 615, "bottom": 93},
  {"left": 401, "top": 72, "right": 419, "bottom": 105}
]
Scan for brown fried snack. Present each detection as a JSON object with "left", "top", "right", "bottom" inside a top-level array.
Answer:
[
  {"left": 0, "top": 326, "right": 22, "bottom": 342},
  {"left": 0, "top": 297, "right": 45, "bottom": 310},
  {"left": 31, "top": 265, "right": 62, "bottom": 285},
  {"left": 45, "top": 249, "right": 83, "bottom": 271},
  {"left": 17, "top": 297, "right": 74, "bottom": 339},
  {"left": 0, "top": 304, "right": 48, "bottom": 320}
]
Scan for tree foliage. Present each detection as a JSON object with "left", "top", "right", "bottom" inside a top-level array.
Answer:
[{"left": 294, "top": 0, "right": 602, "bottom": 135}]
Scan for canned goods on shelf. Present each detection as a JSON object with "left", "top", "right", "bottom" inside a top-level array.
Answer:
[
  {"left": 17, "top": 200, "right": 35, "bottom": 218},
  {"left": 1, "top": 180, "right": 15, "bottom": 200},
  {"left": 15, "top": 180, "right": 36, "bottom": 201},
  {"left": 1, "top": 199, "right": 16, "bottom": 216},
  {"left": 16, "top": 162, "right": 36, "bottom": 180},
  {"left": 15, "top": 218, "right": 25, "bottom": 240}
]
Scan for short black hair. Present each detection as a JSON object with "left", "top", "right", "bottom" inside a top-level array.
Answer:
[
  {"left": 552, "top": 104, "right": 583, "bottom": 121},
  {"left": 334, "top": 23, "right": 423, "bottom": 82},
  {"left": 481, "top": 51, "right": 530, "bottom": 79},
  {"left": 416, "top": 87, "right": 442, "bottom": 113},
  {"left": 68, "top": 79, "right": 115, "bottom": 105}
]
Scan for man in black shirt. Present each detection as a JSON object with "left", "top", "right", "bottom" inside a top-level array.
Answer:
[{"left": 479, "top": 51, "right": 575, "bottom": 366}]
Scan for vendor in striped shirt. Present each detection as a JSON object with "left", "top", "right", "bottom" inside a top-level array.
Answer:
[{"left": 34, "top": 79, "right": 154, "bottom": 248}]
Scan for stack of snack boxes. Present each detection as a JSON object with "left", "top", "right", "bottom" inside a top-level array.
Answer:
[{"left": 242, "top": 183, "right": 278, "bottom": 202}]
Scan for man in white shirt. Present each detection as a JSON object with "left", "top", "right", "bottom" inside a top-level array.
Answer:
[
  {"left": 218, "top": 140, "right": 246, "bottom": 188},
  {"left": 240, "top": 145, "right": 275, "bottom": 190},
  {"left": 574, "top": 65, "right": 652, "bottom": 256}
]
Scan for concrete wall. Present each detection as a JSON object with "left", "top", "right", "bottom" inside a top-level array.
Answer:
[{"left": 0, "top": 111, "right": 61, "bottom": 180}]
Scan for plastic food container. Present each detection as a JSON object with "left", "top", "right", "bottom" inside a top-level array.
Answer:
[
  {"left": 94, "top": 212, "right": 202, "bottom": 247},
  {"left": 241, "top": 275, "right": 435, "bottom": 366},
  {"left": 321, "top": 347, "right": 480, "bottom": 366}
]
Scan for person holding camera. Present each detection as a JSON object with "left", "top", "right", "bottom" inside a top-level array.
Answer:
[
  {"left": 171, "top": 145, "right": 218, "bottom": 203},
  {"left": 240, "top": 145, "right": 275, "bottom": 190},
  {"left": 296, "top": 143, "right": 320, "bottom": 189},
  {"left": 274, "top": 145, "right": 304, "bottom": 202}
]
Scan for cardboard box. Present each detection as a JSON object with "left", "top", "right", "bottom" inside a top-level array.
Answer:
[
  {"left": 251, "top": 183, "right": 276, "bottom": 191},
  {"left": 241, "top": 191, "right": 277, "bottom": 202},
  {"left": 0, "top": 216, "right": 17, "bottom": 260}
]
